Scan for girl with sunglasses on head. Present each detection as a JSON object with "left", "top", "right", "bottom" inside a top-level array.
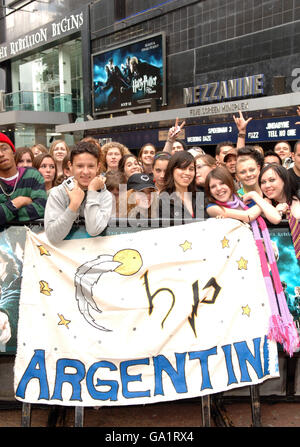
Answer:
[
  {"left": 138, "top": 143, "right": 157, "bottom": 175},
  {"left": 118, "top": 153, "right": 142, "bottom": 180}
]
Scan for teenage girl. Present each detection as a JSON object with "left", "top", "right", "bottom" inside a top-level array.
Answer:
[
  {"left": 205, "top": 166, "right": 281, "bottom": 224},
  {"left": 159, "top": 151, "right": 199, "bottom": 223}
]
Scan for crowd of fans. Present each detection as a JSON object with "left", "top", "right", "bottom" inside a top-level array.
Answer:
[
  {"left": 0, "top": 110, "right": 300, "bottom": 348},
  {"left": 0, "top": 111, "right": 299, "bottom": 258}
]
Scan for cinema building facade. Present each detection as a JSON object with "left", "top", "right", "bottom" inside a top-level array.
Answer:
[{"left": 0, "top": 0, "right": 299, "bottom": 153}]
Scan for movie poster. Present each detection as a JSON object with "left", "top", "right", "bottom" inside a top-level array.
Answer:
[
  {"left": 92, "top": 33, "right": 165, "bottom": 114},
  {"left": 0, "top": 227, "right": 27, "bottom": 353},
  {"left": 269, "top": 226, "right": 300, "bottom": 330}
]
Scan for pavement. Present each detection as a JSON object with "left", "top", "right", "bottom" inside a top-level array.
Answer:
[{"left": 0, "top": 397, "right": 300, "bottom": 428}]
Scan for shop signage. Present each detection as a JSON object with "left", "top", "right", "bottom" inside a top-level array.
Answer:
[
  {"left": 0, "top": 11, "right": 84, "bottom": 62},
  {"left": 183, "top": 74, "right": 264, "bottom": 105},
  {"left": 188, "top": 100, "right": 250, "bottom": 117}
]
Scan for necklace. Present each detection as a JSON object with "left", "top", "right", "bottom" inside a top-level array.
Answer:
[{"left": 0, "top": 171, "right": 19, "bottom": 197}]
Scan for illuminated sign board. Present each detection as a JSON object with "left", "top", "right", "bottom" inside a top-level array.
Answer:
[
  {"left": 183, "top": 74, "right": 264, "bottom": 105},
  {"left": 186, "top": 116, "right": 299, "bottom": 145},
  {"left": 92, "top": 33, "right": 166, "bottom": 115},
  {"left": 92, "top": 117, "right": 298, "bottom": 150}
]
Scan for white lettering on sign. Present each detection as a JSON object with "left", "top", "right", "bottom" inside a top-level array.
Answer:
[
  {"left": 183, "top": 75, "right": 264, "bottom": 105},
  {"left": 189, "top": 102, "right": 249, "bottom": 118},
  {"left": 208, "top": 127, "right": 228, "bottom": 134},
  {"left": 0, "top": 12, "right": 84, "bottom": 61},
  {"left": 266, "top": 121, "right": 290, "bottom": 129},
  {"left": 187, "top": 136, "right": 202, "bottom": 142},
  {"left": 268, "top": 131, "right": 278, "bottom": 137},
  {"left": 10, "top": 28, "right": 48, "bottom": 55},
  {"left": 248, "top": 132, "right": 259, "bottom": 139},
  {"left": 0, "top": 46, "right": 7, "bottom": 59},
  {"left": 51, "top": 12, "right": 84, "bottom": 37}
]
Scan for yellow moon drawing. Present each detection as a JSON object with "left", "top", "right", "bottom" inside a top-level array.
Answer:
[{"left": 113, "top": 249, "right": 143, "bottom": 276}]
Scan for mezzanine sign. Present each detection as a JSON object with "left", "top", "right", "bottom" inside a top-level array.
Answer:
[
  {"left": 183, "top": 74, "right": 264, "bottom": 105},
  {"left": 0, "top": 11, "right": 84, "bottom": 62}
]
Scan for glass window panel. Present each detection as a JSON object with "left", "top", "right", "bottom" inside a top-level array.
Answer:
[{"left": 10, "top": 38, "right": 82, "bottom": 114}]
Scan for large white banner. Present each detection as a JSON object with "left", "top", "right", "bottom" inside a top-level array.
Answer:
[{"left": 14, "top": 219, "right": 279, "bottom": 406}]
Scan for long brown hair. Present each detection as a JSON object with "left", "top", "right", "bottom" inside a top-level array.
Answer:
[
  {"left": 33, "top": 153, "right": 57, "bottom": 188},
  {"left": 118, "top": 153, "right": 139, "bottom": 173},
  {"left": 14, "top": 147, "right": 34, "bottom": 165},
  {"left": 138, "top": 143, "right": 156, "bottom": 164},
  {"left": 161, "top": 151, "right": 196, "bottom": 194},
  {"left": 49, "top": 139, "right": 70, "bottom": 158},
  {"left": 204, "top": 166, "right": 235, "bottom": 203}
]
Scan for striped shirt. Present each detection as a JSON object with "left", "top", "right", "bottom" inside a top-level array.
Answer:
[{"left": 0, "top": 167, "right": 47, "bottom": 226}]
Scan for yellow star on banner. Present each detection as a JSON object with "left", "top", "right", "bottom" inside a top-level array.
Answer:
[
  {"left": 37, "top": 245, "right": 50, "bottom": 256},
  {"left": 221, "top": 236, "right": 229, "bottom": 248},
  {"left": 242, "top": 305, "right": 251, "bottom": 317},
  {"left": 237, "top": 256, "right": 248, "bottom": 270},
  {"left": 39, "top": 280, "right": 53, "bottom": 296},
  {"left": 58, "top": 313, "right": 71, "bottom": 329},
  {"left": 180, "top": 240, "right": 192, "bottom": 252}
]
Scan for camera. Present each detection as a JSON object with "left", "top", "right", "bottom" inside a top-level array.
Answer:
[{"left": 63, "top": 176, "right": 75, "bottom": 191}]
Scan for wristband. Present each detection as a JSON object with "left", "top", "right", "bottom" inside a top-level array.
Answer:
[{"left": 238, "top": 132, "right": 246, "bottom": 138}]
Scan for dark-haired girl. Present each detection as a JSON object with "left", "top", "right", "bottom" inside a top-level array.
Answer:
[
  {"left": 138, "top": 143, "right": 156, "bottom": 174},
  {"left": 15, "top": 147, "right": 34, "bottom": 168},
  {"left": 118, "top": 154, "right": 141, "bottom": 180},
  {"left": 205, "top": 166, "right": 280, "bottom": 223},
  {"left": 152, "top": 152, "right": 170, "bottom": 193},
  {"left": 259, "top": 164, "right": 300, "bottom": 260},
  {"left": 33, "top": 153, "right": 57, "bottom": 194},
  {"left": 159, "top": 151, "right": 200, "bottom": 223},
  {"left": 205, "top": 166, "right": 298, "bottom": 356}
]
